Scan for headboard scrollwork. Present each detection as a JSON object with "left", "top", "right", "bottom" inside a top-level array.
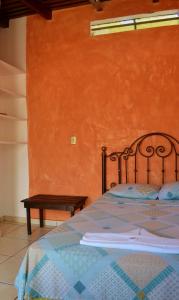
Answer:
[{"left": 102, "top": 132, "right": 179, "bottom": 194}]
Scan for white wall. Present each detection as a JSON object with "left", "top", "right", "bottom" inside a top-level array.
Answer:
[{"left": 0, "top": 17, "right": 29, "bottom": 218}]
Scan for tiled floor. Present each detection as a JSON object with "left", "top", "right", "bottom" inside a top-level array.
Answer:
[{"left": 0, "top": 221, "right": 55, "bottom": 300}]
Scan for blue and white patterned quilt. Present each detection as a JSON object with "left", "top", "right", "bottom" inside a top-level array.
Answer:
[{"left": 15, "top": 193, "right": 179, "bottom": 300}]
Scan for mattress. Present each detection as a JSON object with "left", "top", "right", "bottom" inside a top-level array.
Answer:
[{"left": 15, "top": 193, "right": 179, "bottom": 300}]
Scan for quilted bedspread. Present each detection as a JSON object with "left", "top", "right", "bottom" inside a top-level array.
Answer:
[{"left": 15, "top": 193, "right": 179, "bottom": 300}]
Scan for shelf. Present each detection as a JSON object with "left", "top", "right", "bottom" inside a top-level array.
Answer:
[
  {"left": 0, "top": 87, "right": 25, "bottom": 98},
  {"left": 0, "top": 114, "right": 27, "bottom": 121},
  {"left": 0, "top": 140, "right": 27, "bottom": 145},
  {"left": 0, "top": 59, "right": 25, "bottom": 76}
]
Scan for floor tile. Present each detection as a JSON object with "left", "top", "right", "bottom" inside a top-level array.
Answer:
[
  {"left": 5, "top": 225, "right": 53, "bottom": 242},
  {"left": 31, "top": 227, "right": 53, "bottom": 239},
  {"left": 0, "top": 254, "right": 9, "bottom": 264},
  {"left": 0, "top": 223, "right": 23, "bottom": 236},
  {"left": 14, "top": 247, "right": 29, "bottom": 259},
  {"left": 5, "top": 224, "right": 38, "bottom": 239},
  {"left": 0, "top": 283, "right": 17, "bottom": 300},
  {"left": 0, "top": 254, "right": 23, "bottom": 284},
  {"left": 0, "top": 237, "right": 29, "bottom": 256},
  {"left": 0, "top": 221, "right": 56, "bottom": 297}
]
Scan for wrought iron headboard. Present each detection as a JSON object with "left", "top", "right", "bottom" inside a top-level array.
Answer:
[{"left": 102, "top": 132, "right": 179, "bottom": 194}]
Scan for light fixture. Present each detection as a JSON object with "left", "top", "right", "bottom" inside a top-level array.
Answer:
[{"left": 90, "top": 9, "right": 179, "bottom": 36}]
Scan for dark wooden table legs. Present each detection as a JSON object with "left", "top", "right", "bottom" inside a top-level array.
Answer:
[
  {"left": 22, "top": 194, "right": 87, "bottom": 235},
  {"left": 26, "top": 207, "right": 31, "bottom": 235},
  {"left": 26, "top": 208, "right": 44, "bottom": 235},
  {"left": 70, "top": 209, "right": 75, "bottom": 217},
  {"left": 26, "top": 205, "right": 85, "bottom": 234},
  {"left": 39, "top": 209, "right": 44, "bottom": 227}
]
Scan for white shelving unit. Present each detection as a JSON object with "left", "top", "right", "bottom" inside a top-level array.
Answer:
[
  {"left": 0, "top": 87, "right": 25, "bottom": 98},
  {"left": 0, "top": 140, "right": 27, "bottom": 145},
  {"left": 0, "top": 113, "right": 27, "bottom": 121},
  {"left": 0, "top": 59, "right": 24, "bottom": 76},
  {"left": 0, "top": 59, "right": 27, "bottom": 145},
  {"left": 0, "top": 17, "right": 28, "bottom": 221}
]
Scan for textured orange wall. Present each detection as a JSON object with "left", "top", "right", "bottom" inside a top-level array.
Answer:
[{"left": 27, "top": 0, "right": 179, "bottom": 220}]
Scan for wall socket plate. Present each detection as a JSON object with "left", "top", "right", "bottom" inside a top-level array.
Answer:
[{"left": 70, "top": 136, "right": 77, "bottom": 144}]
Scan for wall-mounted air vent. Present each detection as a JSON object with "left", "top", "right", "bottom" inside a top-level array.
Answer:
[{"left": 90, "top": 9, "right": 179, "bottom": 36}]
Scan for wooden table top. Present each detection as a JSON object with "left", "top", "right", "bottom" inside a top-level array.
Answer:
[{"left": 21, "top": 194, "right": 88, "bottom": 205}]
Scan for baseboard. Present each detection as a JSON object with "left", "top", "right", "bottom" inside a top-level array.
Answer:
[{"left": 2, "top": 215, "right": 63, "bottom": 227}]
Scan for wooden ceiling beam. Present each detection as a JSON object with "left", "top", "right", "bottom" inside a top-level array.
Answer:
[
  {"left": 0, "top": 11, "right": 9, "bottom": 28},
  {"left": 20, "top": 0, "right": 52, "bottom": 19}
]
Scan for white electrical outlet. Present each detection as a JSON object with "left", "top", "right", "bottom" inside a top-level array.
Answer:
[{"left": 70, "top": 136, "right": 77, "bottom": 144}]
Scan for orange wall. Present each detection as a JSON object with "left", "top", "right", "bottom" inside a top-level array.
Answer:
[{"left": 27, "top": 0, "right": 179, "bottom": 220}]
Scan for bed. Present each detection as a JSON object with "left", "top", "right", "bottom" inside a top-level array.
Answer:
[{"left": 15, "top": 132, "right": 179, "bottom": 300}]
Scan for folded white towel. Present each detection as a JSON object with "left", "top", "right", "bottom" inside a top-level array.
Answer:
[{"left": 80, "top": 229, "right": 179, "bottom": 253}]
